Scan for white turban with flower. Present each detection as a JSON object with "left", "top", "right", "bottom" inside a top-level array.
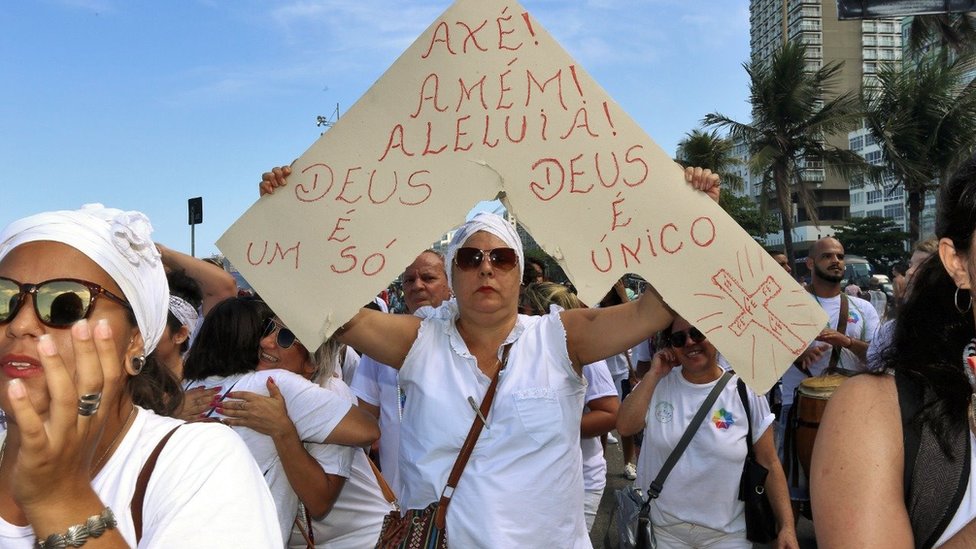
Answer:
[
  {"left": 445, "top": 212, "right": 523, "bottom": 290},
  {"left": 0, "top": 204, "right": 169, "bottom": 354}
]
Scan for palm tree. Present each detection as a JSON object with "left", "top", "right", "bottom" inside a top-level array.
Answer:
[
  {"left": 907, "top": 12, "right": 976, "bottom": 61},
  {"left": 675, "top": 129, "right": 745, "bottom": 193},
  {"left": 703, "top": 41, "right": 877, "bottom": 268},
  {"left": 863, "top": 53, "right": 976, "bottom": 245}
]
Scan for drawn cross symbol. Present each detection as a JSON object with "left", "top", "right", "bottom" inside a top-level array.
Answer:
[{"left": 712, "top": 269, "right": 806, "bottom": 354}]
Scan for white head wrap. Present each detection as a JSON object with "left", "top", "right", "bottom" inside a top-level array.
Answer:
[
  {"left": 0, "top": 204, "right": 169, "bottom": 354},
  {"left": 168, "top": 295, "right": 199, "bottom": 337},
  {"left": 445, "top": 212, "right": 523, "bottom": 290}
]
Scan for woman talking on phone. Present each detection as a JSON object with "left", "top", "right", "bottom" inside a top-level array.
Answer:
[{"left": 617, "top": 316, "right": 797, "bottom": 548}]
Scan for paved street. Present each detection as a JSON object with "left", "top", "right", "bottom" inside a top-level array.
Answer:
[{"left": 590, "top": 432, "right": 816, "bottom": 548}]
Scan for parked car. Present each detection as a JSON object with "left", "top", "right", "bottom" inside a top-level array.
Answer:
[{"left": 841, "top": 255, "right": 873, "bottom": 287}]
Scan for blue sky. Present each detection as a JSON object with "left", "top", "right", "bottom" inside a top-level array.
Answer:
[{"left": 1, "top": 0, "right": 751, "bottom": 257}]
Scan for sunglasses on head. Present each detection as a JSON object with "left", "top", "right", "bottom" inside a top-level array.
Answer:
[
  {"left": 668, "top": 327, "right": 706, "bottom": 348},
  {"left": 454, "top": 247, "right": 518, "bottom": 272},
  {"left": 263, "top": 318, "right": 298, "bottom": 349},
  {"left": 0, "top": 277, "right": 132, "bottom": 329}
]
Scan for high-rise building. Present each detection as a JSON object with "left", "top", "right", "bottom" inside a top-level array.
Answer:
[{"left": 746, "top": 0, "right": 902, "bottom": 255}]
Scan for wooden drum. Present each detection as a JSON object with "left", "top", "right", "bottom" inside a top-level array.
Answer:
[{"left": 795, "top": 374, "right": 847, "bottom": 477}]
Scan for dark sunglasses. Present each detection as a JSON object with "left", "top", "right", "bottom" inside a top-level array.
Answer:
[
  {"left": 668, "top": 327, "right": 706, "bottom": 348},
  {"left": 0, "top": 277, "right": 133, "bottom": 328},
  {"left": 263, "top": 318, "right": 298, "bottom": 349},
  {"left": 454, "top": 247, "right": 519, "bottom": 272}
]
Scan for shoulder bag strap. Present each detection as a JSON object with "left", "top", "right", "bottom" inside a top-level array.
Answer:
[
  {"left": 367, "top": 453, "right": 399, "bottom": 506},
  {"left": 293, "top": 504, "right": 314, "bottom": 549},
  {"left": 131, "top": 425, "right": 182, "bottom": 544},
  {"left": 801, "top": 288, "right": 849, "bottom": 375},
  {"left": 130, "top": 417, "right": 222, "bottom": 543},
  {"left": 647, "top": 370, "right": 733, "bottom": 499},
  {"left": 736, "top": 379, "right": 755, "bottom": 458},
  {"left": 826, "top": 294, "right": 850, "bottom": 373},
  {"left": 433, "top": 343, "right": 513, "bottom": 529}
]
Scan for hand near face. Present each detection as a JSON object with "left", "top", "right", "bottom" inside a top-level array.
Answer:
[
  {"left": 5, "top": 319, "right": 125, "bottom": 508},
  {"left": 647, "top": 348, "right": 679, "bottom": 380},
  {"left": 219, "top": 378, "right": 297, "bottom": 440}
]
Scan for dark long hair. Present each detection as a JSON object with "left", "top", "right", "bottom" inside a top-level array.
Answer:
[
  {"left": 125, "top": 308, "right": 183, "bottom": 416},
  {"left": 880, "top": 154, "right": 976, "bottom": 448},
  {"left": 182, "top": 297, "right": 272, "bottom": 381}
]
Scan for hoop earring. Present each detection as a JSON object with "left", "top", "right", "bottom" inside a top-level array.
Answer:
[
  {"left": 955, "top": 287, "right": 973, "bottom": 314},
  {"left": 131, "top": 355, "right": 147, "bottom": 375}
]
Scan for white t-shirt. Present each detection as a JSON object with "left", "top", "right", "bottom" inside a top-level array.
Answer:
[
  {"left": 349, "top": 353, "right": 403, "bottom": 496},
  {"left": 0, "top": 408, "right": 280, "bottom": 548},
  {"left": 634, "top": 339, "right": 653, "bottom": 363},
  {"left": 781, "top": 293, "right": 880, "bottom": 407},
  {"left": 605, "top": 352, "right": 630, "bottom": 379},
  {"left": 582, "top": 360, "right": 618, "bottom": 492},
  {"left": 184, "top": 369, "right": 352, "bottom": 545},
  {"left": 636, "top": 368, "right": 774, "bottom": 534},
  {"left": 868, "top": 289, "right": 887, "bottom": 318},
  {"left": 337, "top": 345, "right": 361, "bottom": 388},
  {"left": 398, "top": 303, "right": 590, "bottom": 548},
  {"left": 291, "top": 379, "right": 394, "bottom": 549}
]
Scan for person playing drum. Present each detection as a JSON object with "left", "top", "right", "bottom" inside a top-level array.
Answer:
[{"left": 777, "top": 236, "right": 881, "bottom": 518}]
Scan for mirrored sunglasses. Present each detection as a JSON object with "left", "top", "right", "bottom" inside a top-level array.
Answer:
[
  {"left": 0, "top": 277, "right": 132, "bottom": 328},
  {"left": 668, "top": 327, "right": 706, "bottom": 348},
  {"left": 262, "top": 318, "right": 298, "bottom": 349},
  {"left": 454, "top": 247, "right": 519, "bottom": 272}
]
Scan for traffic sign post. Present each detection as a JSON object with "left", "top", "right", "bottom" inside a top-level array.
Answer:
[{"left": 188, "top": 197, "right": 203, "bottom": 257}]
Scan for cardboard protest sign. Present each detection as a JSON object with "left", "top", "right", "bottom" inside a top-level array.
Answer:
[{"left": 218, "top": 0, "right": 827, "bottom": 392}]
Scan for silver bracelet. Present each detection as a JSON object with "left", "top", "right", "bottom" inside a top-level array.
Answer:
[{"left": 35, "top": 507, "right": 117, "bottom": 549}]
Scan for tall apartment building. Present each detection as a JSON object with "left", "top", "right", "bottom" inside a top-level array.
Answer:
[
  {"left": 747, "top": 0, "right": 902, "bottom": 255},
  {"left": 845, "top": 15, "right": 974, "bottom": 242}
]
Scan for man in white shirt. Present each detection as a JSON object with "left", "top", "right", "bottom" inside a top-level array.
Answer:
[
  {"left": 350, "top": 250, "right": 452, "bottom": 496},
  {"left": 779, "top": 237, "right": 880, "bottom": 517}
]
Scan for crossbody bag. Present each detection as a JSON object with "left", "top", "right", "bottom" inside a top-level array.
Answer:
[{"left": 375, "top": 344, "right": 513, "bottom": 549}]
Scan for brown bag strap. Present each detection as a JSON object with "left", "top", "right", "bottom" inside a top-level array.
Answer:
[
  {"left": 827, "top": 294, "right": 850, "bottom": 372},
  {"left": 433, "top": 343, "right": 513, "bottom": 529},
  {"left": 293, "top": 504, "right": 314, "bottom": 549},
  {"left": 367, "top": 453, "right": 398, "bottom": 505},
  {"left": 131, "top": 425, "right": 181, "bottom": 544},
  {"left": 130, "top": 417, "right": 221, "bottom": 543},
  {"left": 802, "top": 288, "right": 850, "bottom": 374}
]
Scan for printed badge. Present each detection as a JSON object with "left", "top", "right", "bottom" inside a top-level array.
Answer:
[
  {"left": 655, "top": 402, "right": 674, "bottom": 423},
  {"left": 712, "top": 408, "right": 735, "bottom": 430}
]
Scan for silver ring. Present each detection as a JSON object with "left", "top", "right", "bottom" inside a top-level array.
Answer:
[
  {"left": 77, "top": 393, "right": 102, "bottom": 417},
  {"left": 241, "top": 401, "right": 246, "bottom": 410}
]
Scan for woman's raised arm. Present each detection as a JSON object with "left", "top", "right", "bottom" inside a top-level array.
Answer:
[{"left": 336, "top": 308, "right": 420, "bottom": 369}]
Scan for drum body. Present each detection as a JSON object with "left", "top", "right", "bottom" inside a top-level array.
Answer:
[{"left": 795, "top": 374, "right": 847, "bottom": 476}]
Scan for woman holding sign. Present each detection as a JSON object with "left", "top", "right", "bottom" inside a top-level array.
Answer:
[{"left": 260, "top": 165, "right": 718, "bottom": 547}]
